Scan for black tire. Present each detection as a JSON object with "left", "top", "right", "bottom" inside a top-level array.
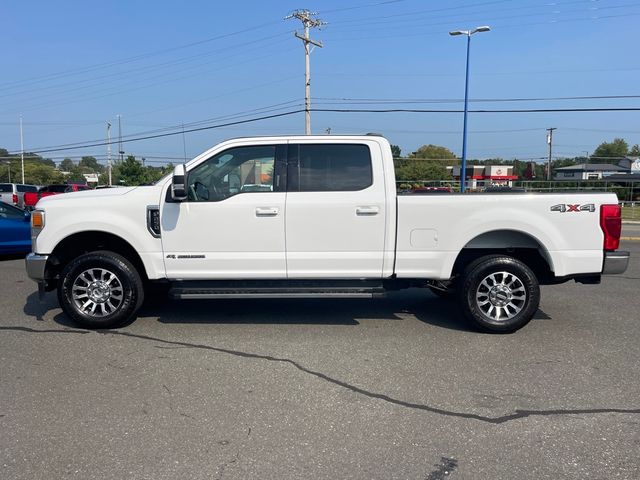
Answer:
[
  {"left": 58, "top": 251, "right": 144, "bottom": 329},
  {"left": 458, "top": 255, "right": 540, "bottom": 333}
]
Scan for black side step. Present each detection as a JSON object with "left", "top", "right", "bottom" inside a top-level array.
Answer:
[{"left": 168, "top": 279, "right": 386, "bottom": 300}]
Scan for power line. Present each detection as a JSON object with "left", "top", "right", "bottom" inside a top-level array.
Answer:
[
  {"left": 313, "top": 107, "right": 640, "bottom": 113},
  {"left": 326, "top": 0, "right": 632, "bottom": 30},
  {"left": 314, "top": 95, "right": 640, "bottom": 104},
  {"left": 1, "top": 41, "right": 298, "bottom": 114},
  {"left": 324, "top": 12, "right": 640, "bottom": 42},
  {"left": 0, "top": 32, "right": 293, "bottom": 107},
  {"left": 21, "top": 100, "right": 303, "bottom": 152},
  {"left": 8, "top": 110, "right": 305, "bottom": 155},
  {"left": 0, "top": 20, "right": 284, "bottom": 91},
  {"left": 316, "top": 66, "right": 640, "bottom": 78},
  {"left": 319, "top": 0, "right": 409, "bottom": 14},
  {"left": 6, "top": 105, "right": 640, "bottom": 156}
]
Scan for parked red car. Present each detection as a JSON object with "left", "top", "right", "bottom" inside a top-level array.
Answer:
[{"left": 24, "top": 183, "right": 91, "bottom": 210}]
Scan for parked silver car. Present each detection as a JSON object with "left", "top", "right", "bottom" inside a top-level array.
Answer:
[{"left": 0, "top": 183, "right": 38, "bottom": 209}]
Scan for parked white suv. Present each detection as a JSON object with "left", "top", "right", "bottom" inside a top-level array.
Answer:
[{"left": 25, "top": 135, "right": 629, "bottom": 332}]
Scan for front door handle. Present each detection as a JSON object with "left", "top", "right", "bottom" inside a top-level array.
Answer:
[
  {"left": 255, "top": 207, "right": 279, "bottom": 217},
  {"left": 356, "top": 206, "right": 379, "bottom": 216}
]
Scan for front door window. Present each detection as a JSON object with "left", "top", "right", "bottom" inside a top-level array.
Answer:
[{"left": 187, "top": 146, "right": 277, "bottom": 202}]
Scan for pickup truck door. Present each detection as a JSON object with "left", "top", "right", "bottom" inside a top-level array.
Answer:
[
  {"left": 160, "top": 144, "right": 287, "bottom": 279},
  {"left": 285, "top": 141, "right": 387, "bottom": 278}
]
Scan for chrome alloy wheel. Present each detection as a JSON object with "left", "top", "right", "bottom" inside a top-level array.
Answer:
[
  {"left": 71, "top": 268, "right": 124, "bottom": 317},
  {"left": 475, "top": 271, "right": 527, "bottom": 322}
]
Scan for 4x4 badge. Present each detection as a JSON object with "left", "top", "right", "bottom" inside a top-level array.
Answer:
[{"left": 550, "top": 203, "right": 595, "bottom": 213}]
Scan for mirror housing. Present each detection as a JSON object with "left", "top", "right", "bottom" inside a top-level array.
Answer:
[{"left": 171, "top": 164, "right": 188, "bottom": 201}]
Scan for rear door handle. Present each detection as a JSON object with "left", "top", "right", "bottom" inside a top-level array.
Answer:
[
  {"left": 255, "top": 207, "right": 279, "bottom": 217},
  {"left": 356, "top": 206, "right": 379, "bottom": 216}
]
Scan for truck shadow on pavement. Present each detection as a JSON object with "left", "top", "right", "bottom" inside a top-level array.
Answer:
[{"left": 25, "top": 288, "right": 552, "bottom": 332}]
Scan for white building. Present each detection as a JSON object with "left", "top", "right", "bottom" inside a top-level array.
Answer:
[{"left": 553, "top": 163, "right": 628, "bottom": 180}]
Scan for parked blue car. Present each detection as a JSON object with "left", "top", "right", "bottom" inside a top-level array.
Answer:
[{"left": 0, "top": 201, "right": 31, "bottom": 255}]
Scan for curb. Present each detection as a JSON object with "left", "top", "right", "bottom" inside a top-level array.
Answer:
[
  {"left": 621, "top": 237, "right": 640, "bottom": 242},
  {"left": 622, "top": 220, "right": 640, "bottom": 225}
]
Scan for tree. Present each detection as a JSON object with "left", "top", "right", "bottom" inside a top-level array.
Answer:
[
  {"left": 23, "top": 162, "right": 64, "bottom": 185},
  {"left": 393, "top": 143, "right": 455, "bottom": 182},
  {"left": 0, "top": 147, "right": 61, "bottom": 184},
  {"left": 630, "top": 144, "right": 640, "bottom": 156},
  {"left": 79, "top": 156, "right": 105, "bottom": 173},
  {"left": 394, "top": 158, "right": 449, "bottom": 181},
  {"left": 593, "top": 138, "right": 628, "bottom": 159},
  {"left": 59, "top": 158, "right": 75, "bottom": 172},
  {"left": 409, "top": 144, "right": 457, "bottom": 160},
  {"left": 390, "top": 144, "right": 401, "bottom": 158},
  {"left": 117, "top": 155, "right": 147, "bottom": 185}
]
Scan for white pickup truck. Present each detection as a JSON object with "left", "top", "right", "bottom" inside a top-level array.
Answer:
[{"left": 25, "top": 135, "right": 629, "bottom": 332}]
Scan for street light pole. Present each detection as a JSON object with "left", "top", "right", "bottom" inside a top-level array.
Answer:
[
  {"left": 450, "top": 26, "right": 490, "bottom": 193},
  {"left": 19, "top": 115, "right": 25, "bottom": 184}
]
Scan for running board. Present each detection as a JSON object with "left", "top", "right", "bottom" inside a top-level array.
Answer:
[{"left": 168, "top": 279, "right": 386, "bottom": 300}]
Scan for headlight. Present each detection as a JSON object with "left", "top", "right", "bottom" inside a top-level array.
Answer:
[{"left": 31, "top": 209, "right": 45, "bottom": 247}]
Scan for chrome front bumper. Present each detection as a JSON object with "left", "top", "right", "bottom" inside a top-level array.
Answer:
[
  {"left": 25, "top": 253, "right": 49, "bottom": 281},
  {"left": 602, "top": 251, "right": 630, "bottom": 275}
]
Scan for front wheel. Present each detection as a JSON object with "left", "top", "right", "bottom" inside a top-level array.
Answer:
[
  {"left": 58, "top": 251, "right": 144, "bottom": 329},
  {"left": 459, "top": 255, "right": 540, "bottom": 333}
]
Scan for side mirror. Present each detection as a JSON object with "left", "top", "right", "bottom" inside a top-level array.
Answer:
[{"left": 171, "top": 164, "right": 188, "bottom": 201}]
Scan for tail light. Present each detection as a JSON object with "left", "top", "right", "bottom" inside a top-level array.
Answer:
[
  {"left": 12, "top": 194, "right": 18, "bottom": 205},
  {"left": 600, "top": 204, "right": 621, "bottom": 251}
]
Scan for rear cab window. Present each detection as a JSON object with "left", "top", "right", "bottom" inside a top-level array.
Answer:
[
  {"left": 17, "top": 185, "right": 37, "bottom": 193},
  {"left": 0, "top": 184, "right": 13, "bottom": 193}
]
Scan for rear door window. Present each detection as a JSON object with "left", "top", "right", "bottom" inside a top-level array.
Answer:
[{"left": 287, "top": 144, "right": 373, "bottom": 192}]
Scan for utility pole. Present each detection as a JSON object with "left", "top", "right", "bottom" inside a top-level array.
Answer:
[
  {"left": 117, "top": 114, "right": 124, "bottom": 162},
  {"left": 19, "top": 115, "right": 25, "bottom": 184},
  {"left": 286, "top": 10, "right": 325, "bottom": 135},
  {"left": 107, "top": 122, "right": 112, "bottom": 186},
  {"left": 546, "top": 127, "right": 556, "bottom": 181}
]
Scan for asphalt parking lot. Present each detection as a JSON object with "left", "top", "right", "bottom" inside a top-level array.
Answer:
[{"left": 1, "top": 237, "right": 639, "bottom": 479}]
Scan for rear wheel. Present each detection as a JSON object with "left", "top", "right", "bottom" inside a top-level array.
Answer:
[
  {"left": 459, "top": 255, "right": 540, "bottom": 333},
  {"left": 58, "top": 251, "right": 144, "bottom": 329}
]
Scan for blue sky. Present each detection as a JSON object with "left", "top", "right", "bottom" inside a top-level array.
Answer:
[{"left": 1, "top": 0, "right": 639, "bottom": 166}]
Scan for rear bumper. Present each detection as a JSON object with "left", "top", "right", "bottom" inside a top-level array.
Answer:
[
  {"left": 25, "top": 253, "right": 49, "bottom": 281},
  {"left": 602, "top": 251, "right": 630, "bottom": 275}
]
